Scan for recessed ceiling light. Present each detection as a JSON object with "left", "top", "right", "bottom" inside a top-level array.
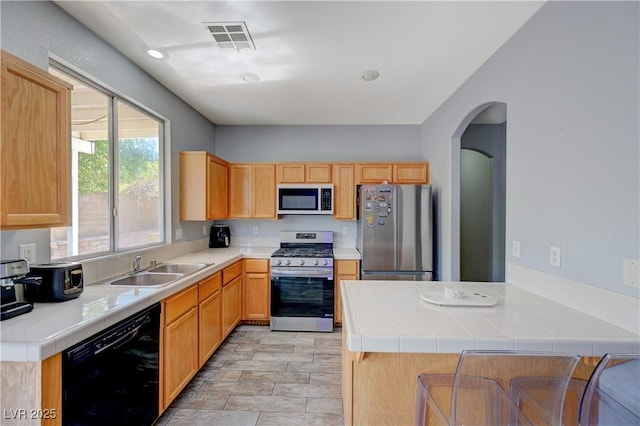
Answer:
[
  {"left": 147, "top": 48, "right": 168, "bottom": 60},
  {"left": 241, "top": 73, "right": 260, "bottom": 83},
  {"left": 360, "top": 70, "right": 380, "bottom": 81}
]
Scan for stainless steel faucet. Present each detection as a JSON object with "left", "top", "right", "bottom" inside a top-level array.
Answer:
[{"left": 133, "top": 255, "right": 142, "bottom": 272}]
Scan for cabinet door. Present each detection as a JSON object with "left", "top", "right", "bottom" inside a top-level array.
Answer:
[
  {"left": 244, "top": 273, "right": 269, "bottom": 320},
  {"left": 334, "top": 260, "right": 360, "bottom": 325},
  {"left": 180, "top": 152, "right": 207, "bottom": 221},
  {"left": 163, "top": 307, "right": 198, "bottom": 405},
  {"left": 222, "top": 275, "right": 242, "bottom": 337},
  {"left": 252, "top": 164, "right": 276, "bottom": 218},
  {"left": 305, "top": 164, "right": 332, "bottom": 183},
  {"left": 207, "top": 155, "right": 228, "bottom": 219},
  {"left": 392, "top": 163, "right": 429, "bottom": 184},
  {"left": 276, "top": 163, "right": 305, "bottom": 183},
  {"left": 229, "top": 164, "right": 252, "bottom": 218},
  {"left": 198, "top": 290, "right": 221, "bottom": 367},
  {"left": 332, "top": 164, "right": 355, "bottom": 220},
  {"left": 1, "top": 51, "right": 72, "bottom": 229},
  {"left": 357, "top": 164, "right": 393, "bottom": 184}
]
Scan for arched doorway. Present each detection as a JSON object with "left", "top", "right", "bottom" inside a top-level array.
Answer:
[{"left": 450, "top": 102, "right": 506, "bottom": 281}]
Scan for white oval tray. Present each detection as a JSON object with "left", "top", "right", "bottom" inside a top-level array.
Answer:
[{"left": 420, "top": 290, "right": 498, "bottom": 307}]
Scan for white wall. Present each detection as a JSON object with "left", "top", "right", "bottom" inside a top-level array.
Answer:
[
  {"left": 421, "top": 1, "right": 639, "bottom": 298},
  {"left": 0, "top": 0, "right": 217, "bottom": 260}
]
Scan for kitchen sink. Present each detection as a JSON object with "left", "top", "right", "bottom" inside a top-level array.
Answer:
[
  {"left": 148, "top": 263, "right": 209, "bottom": 274},
  {"left": 109, "top": 272, "right": 183, "bottom": 287}
]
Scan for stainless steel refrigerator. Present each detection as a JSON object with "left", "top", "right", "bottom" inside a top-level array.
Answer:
[{"left": 357, "top": 184, "right": 433, "bottom": 280}]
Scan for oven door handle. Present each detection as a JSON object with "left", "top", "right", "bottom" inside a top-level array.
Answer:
[{"left": 271, "top": 269, "right": 333, "bottom": 278}]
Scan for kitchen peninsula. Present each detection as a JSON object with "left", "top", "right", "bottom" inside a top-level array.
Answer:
[{"left": 340, "top": 280, "right": 640, "bottom": 425}]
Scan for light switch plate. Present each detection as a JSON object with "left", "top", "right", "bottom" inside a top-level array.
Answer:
[
  {"left": 512, "top": 240, "right": 520, "bottom": 258},
  {"left": 550, "top": 246, "right": 561, "bottom": 267},
  {"left": 175, "top": 228, "right": 183, "bottom": 240}
]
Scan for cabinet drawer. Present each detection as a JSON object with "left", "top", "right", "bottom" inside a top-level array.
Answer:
[
  {"left": 244, "top": 259, "right": 269, "bottom": 273},
  {"left": 199, "top": 272, "right": 221, "bottom": 301},
  {"left": 223, "top": 261, "right": 242, "bottom": 285},
  {"left": 164, "top": 286, "right": 198, "bottom": 325}
]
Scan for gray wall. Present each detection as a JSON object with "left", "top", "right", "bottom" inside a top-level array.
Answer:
[
  {"left": 421, "top": 1, "right": 639, "bottom": 296},
  {"left": 0, "top": 0, "right": 216, "bottom": 261},
  {"left": 215, "top": 125, "right": 422, "bottom": 162}
]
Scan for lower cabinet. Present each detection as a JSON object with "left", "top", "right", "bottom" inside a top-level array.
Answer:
[
  {"left": 222, "top": 261, "right": 243, "bottom": 338},
  {"left": 198, "top": 272, "right": 222, "bottom": 367},
  {"left": 334, "top": 260, "right": 360, "bottom": 325},
  {"left": 243, "top": 259, "right": 270, "bottom": 321},
  {"left": 162, "top": 286, "right": 198, "bottom": 407}
]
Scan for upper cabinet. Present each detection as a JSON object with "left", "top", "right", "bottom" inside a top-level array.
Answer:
[
  {"left": 332, "top": 164, "right": 356, "bottom": 220},
  {"left": 356, "top": 162, "right": 429, "bottom": 184},
  {"left": 180, "top": 151, "right": 228, "bottom": 221},
  {"left": 276, "top": 163, "right": 331, "bottom": 183},
  {"left": 392, "top": 163, "right": 429, "bottom": 184},
  {"left": 1, "top": 50, "right": 72, "bottom": 229},
  {"left": 229, "top": 163, "right": 276, "bottom": 219}
]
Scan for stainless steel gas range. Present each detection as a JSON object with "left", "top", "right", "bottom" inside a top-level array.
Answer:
[{"left": 270, "top": 231, "right": 334, "bottom": 332}]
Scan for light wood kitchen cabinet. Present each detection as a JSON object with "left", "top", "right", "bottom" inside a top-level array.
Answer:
[
  {"left": 334, "top": 260, "right": 359, "bottom": 325},
  {"left": 1, "top": 50, "right": 72, "bottom": 230},
  {"left": 332, "top": 164, "right": 356, "bottom": 220},
  {"left": 392, "top": 163, "right": 429, "bottom": 184},
  {"left": 229, "top": 163, "right": 276, "bottom": 218},
  {"left": 356, "top": 163, "right": 393, "bottom": 184},
  {"left": 162, "top": 286, "right": 198, "bottom": 407},
  {"left": 276, "top": 163, "right": 331, "bottom": 183},
  {"left": 198, "top": 272, "right": 222, "bottom": 367},
  {"left": 180, "top": 151, "right": 228, "bottom": 220},
  {"left": 222, "top": 261, "right": 243, "bottom": 337},
  {"left": 356, "top": 162, "right": 429, "bottom": 184},
  {"left": 243, "top": 259, "right": 270, "bottom": 321}
]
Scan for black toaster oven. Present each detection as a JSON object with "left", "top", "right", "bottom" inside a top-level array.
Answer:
[{"left": 24, "top": 262, "right": 83, "bottom": 302}]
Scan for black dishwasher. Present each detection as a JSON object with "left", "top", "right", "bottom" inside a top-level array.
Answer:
[{"left": 62, "top": 303, "right": 161, "bottom": 425}]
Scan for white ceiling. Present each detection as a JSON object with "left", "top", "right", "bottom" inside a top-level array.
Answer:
[{"left": 55, "top": 1, "right": 544, "bottom": 126}]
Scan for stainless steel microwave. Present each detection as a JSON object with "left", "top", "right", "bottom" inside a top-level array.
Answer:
[{"left": 277, "top": 184, "right": 334, "bottom": 215}]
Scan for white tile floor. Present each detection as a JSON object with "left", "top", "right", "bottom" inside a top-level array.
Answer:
[{"left": 156, "top": 325, "right": 343, "bottom": 426}]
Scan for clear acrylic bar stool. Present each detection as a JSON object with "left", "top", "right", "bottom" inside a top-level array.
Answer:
[
  {"left": 415, "top": 350, "right": 581, "bottom": 426},
  {"left": 579, "top": 353, "right": 640, "bottom": 426}
]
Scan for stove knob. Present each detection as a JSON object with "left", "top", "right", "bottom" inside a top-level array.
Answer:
[
  {"left": 322, "top": 259, "right": 328, "bottom": 266},
  {"left": 274, "top": 259, "right": 282, "bottom": 266},
  {"left": 298, "top": 259, "right": 305, "bottom": 266},
  {"left": 313, "top": 259, "right": 319, "bottom": 266},
  {"left": 284, "top": 259, "right": 291, "bottom": 266}
]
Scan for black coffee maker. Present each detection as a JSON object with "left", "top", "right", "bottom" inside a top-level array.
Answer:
[{"left": 209, "top": 224, "right": 231, "bottom": 248}]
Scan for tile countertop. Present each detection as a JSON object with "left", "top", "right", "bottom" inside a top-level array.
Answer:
[
  {"left": 341, "top": 280, "right": 640, "bottom": 356},
  {"left": 0, "top": 246, "right": 275, "bottom": 362},
  {"left": 0, "top": 245, "right": 360, "bottom": 362}
]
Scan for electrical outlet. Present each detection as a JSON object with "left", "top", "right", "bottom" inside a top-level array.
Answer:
[
  {"left": 252, "top": 226, "right": 259, "bottom": 234},
  {"left": 623, "top": 258, "right": 640, "bottom": 288},
  {"left": 19, "top": 244, "right": 36, "bottom": 264},
  {"left": 203, "top": 225, "right": 208, "bottom": 235},
  {"left": 175, "top": 228, "right": 183, "bottom": 240},
  {"left": 342, "top": 226, "right": 349, "bottom": 236},
  {"left": 550, "top": 246, "right": 561, "bottom": 267},
  {"left": 512, "top": 240, "right": 520, "bottom": 258}
]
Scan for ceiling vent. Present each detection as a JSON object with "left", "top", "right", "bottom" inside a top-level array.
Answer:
[{"left": 203, "top": 21, "right": 255, "bottom": 51}]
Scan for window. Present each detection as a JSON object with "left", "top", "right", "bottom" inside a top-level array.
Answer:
[{"left": 50, "top": 65, "right": 165, "bottom": 260}]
